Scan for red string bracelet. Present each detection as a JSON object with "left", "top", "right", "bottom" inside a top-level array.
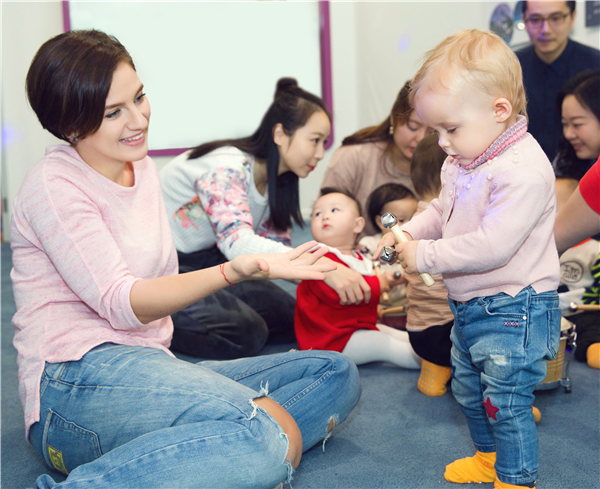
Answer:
[{"left": 220, "top": 262, "right": 235, "bottom": 287}]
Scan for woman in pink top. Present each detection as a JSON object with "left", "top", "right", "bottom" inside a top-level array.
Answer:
[{"left": 11, "top": 29, "right": 361, "bottom": 488}]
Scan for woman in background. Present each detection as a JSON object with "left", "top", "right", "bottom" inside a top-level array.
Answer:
[
  {"left": 552, "top": 71, "right": 600, "bottom": 371},
  {"left": 321, "top": 81, "right": 434, "bottom": 237},
  {"left": 12, "top": 29, "right": 361, "bottom": 488},
  {"left": 553, "top": 70, "right": 600, "bottom": 210}
]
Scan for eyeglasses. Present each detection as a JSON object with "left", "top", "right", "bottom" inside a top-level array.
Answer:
[{"left": 524, "top": 12, "right": 571, "bottom": 29}]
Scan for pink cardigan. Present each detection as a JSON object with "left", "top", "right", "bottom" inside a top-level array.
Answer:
[
  {"left": 402, "top": 133, "right": 560, "bottom": 302},
  {"left": 10, "top": 146, "right": 178, "bottom": 440}
]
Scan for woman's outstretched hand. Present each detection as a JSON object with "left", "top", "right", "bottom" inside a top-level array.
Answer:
[
  {"left": 322, "top": 264, "right": 372, "bottom": 305},
  {"left": 228, "top": 240, "right": 337, "bottom": 283}
]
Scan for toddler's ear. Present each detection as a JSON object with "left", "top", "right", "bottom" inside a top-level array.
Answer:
[
  {"left": 493, "top": 98, "right": 513, "bottom": 123},
  {"left": 354, "top": 216, "right": 365, "bottom": 234}
]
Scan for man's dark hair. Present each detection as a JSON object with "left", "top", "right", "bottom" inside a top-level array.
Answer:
[{"left": 522, "top": 1, "right": 575, "bottom": 15}]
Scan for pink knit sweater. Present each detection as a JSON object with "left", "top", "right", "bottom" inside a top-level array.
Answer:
[
  {"left": 402, "top": 133, "right": 560, "bottom": 302},
  {"left": 10, "top": 146, "right": 178, "bottom": 440}
]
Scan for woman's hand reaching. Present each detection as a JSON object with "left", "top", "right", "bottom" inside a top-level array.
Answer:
[
  {"left": 227, "top": 241, "right": 337, "bottom": 283},
  {"left": 130, "top": 241, "right": 335, "bottom": 325}
]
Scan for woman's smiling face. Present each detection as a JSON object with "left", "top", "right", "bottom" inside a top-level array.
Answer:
[
  {"left": 276, "top": 110, "right": 331, "bottom": 178},
  {"left": 562, "top": 94, "right": 600, "bottom": 161},
  {"left": 75, "top": 62, "right": 151, "bottom": 175}
]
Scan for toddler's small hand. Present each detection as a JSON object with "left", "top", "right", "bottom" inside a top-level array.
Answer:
[
  {"left": 373, "top": 233, "right": 397, "bottom": 263},
  {"left": 377, "top": 271, "right": 391, "bottom": 293},
  {"left": 385, "top": 270, "right": 405, "bottom": 288},
  {"left": 396, "top": 240, "right": 419, "bottom": 274}
]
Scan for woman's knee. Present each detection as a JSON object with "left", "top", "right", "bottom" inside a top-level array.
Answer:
[
  {"left": 254, "top": 397, "right": 302, "bottom": 469},
  {"left": 326, "top": 351, "right": 362, "bottom": 406}
]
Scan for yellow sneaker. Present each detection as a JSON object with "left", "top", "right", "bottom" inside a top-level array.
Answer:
[{"left": 444, "top": 451, "right": 496, "bottom": 483}]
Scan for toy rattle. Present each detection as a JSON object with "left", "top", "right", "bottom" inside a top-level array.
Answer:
[
  {"left": 379, "top": 246, "right": 397, "bottom": 265},
  {"left": 373, "top": 260, "right": 389, "bottom": 302},
  {"left": 380, "top": 213, "right": 434, "bottom": 287},
  {"left": 569, "top": 302, "right": 600, "bottom": 312}
]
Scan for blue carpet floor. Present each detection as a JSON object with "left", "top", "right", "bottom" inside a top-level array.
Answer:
[{"left": 2, "top": 240, "right": 599, "bottom": 489}]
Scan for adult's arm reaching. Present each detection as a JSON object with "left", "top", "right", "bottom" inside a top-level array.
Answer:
[
  {"left": 131, "top": 241, "right": 335, "bottom": 324},
  {"left": 555, "top": 187, "right": 600, "bottom": 255},
  {"left": 554, "top": 159, "right": 600, "bottom": 255}
]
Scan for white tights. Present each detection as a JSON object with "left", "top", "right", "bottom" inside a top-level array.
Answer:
[{"left": 342, "top": 324, "right": 421, "bottom": 369}]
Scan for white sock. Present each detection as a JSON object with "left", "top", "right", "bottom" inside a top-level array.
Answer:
[
  {"left": 342, "top": 329, "right": 421, "bottom": 369},
  {"left": 376, "top": 323, "right": 411, "bottom": 342}
]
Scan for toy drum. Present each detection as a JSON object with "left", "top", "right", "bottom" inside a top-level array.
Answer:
[{"left": 535, "top": 317, "right": 577, "bottom": 393}]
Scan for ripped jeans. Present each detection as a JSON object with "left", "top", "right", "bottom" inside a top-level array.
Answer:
[
  {"left": 29, "top": 344, "right": 361, "bottom": 488},
  {"left": 449, "top": 286, "right": 561, "bottom": 486}
]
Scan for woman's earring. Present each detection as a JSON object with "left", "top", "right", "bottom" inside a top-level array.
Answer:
[
  {"left": 69, "top": 135, "right": 79, "bottom": 145},
  {"left": 389, "top": 125, "right": 394, "bottom": 135}
]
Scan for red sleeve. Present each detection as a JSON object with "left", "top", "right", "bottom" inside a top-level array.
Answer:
[{"left": 579, "top": 159, "right": 600, "bottom": 214}]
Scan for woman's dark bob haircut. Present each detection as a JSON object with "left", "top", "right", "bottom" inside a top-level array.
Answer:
[{"left": 26, "top": 30, "right": 135, "bottom": 143}]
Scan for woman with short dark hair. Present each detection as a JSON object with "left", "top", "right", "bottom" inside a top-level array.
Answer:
[{"left": 12, "top": 29, "right": 361, "bottom": 488}]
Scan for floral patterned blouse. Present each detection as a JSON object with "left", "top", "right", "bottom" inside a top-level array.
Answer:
[{"left": 160, "top": 147, "right": 292, "bottom": 259}]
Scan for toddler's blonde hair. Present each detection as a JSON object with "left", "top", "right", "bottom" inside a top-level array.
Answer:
[{"left": 410, "top": 29, "right": 527, "bottom": 118}]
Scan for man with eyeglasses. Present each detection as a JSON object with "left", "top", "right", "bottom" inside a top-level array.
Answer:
[{"left": 516, "top": 1, "right": 600, "bottom": 160}]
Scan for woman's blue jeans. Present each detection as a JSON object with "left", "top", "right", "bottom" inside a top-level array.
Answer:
[
  {"left": 29, "top": 344, "right": 361, "bottom": 488},
  {"left": 449, "top": 286, "right": 561, "bottom": 486}
]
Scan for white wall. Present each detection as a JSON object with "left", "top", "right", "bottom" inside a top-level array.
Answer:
[
  {"left": 2, "top": 1, "right": 599, "bottom": 240},
  {"left": 1, "top": 2, "right": 64, "bottom": 241}
]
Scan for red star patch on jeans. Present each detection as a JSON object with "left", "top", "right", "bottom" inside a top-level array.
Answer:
[{"left": 482, "top": 397, "right": 500, "bottom": 420}]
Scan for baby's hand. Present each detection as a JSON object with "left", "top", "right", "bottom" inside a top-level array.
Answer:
[
  {"left": 396, "top": 240, "right": 419, "bottom": 274},
  {"left": 373, "top": 233, "right": 397, "bottom": 263},
  {"left": 385, "top": 270, "right": 405, "bottom": 288},
  {"left": 377, "top": 271, "right": 390, "bottom": 293}
]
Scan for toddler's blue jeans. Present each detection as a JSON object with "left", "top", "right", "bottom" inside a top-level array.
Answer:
[
  {"left": 29, "top": 344, "right": 361, "bottom": 488},
  {"left": 449, "top": 286, "right": 561, "bottom": 486}
]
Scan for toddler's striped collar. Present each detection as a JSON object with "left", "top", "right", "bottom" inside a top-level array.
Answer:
[{"left": 461, "top": 115, "right": 528, "bottom": 171}]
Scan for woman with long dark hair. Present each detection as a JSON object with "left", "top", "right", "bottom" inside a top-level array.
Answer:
[
  {"left": 161, "top": 78, "right": 367, "bottom": 359},
  {"left": 13, "top": 29, "right": 361, "bottom": 488}
]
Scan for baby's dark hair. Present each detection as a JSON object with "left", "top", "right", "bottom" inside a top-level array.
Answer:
[
  {"left": 410, "top": 133, "right": 447, "bottom": 198},
  {"left": 366, "top": 183, "right": 416, "bottom": 231},
  {"left": 319, "top": 187, "right": 362, "bottom": 217}
]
